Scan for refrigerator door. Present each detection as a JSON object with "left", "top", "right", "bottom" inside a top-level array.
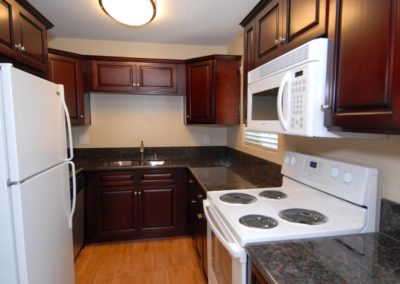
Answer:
[
  {"left": 11, "top": 163, "right": 74, "bottom": 284},
  {"left": 0, "top": 64, "right": 68, "bottom": 183}
]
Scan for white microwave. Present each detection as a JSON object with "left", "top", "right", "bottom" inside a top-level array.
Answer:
[{"left": 247, "top": 38, "right": 338, "bottom": 137}]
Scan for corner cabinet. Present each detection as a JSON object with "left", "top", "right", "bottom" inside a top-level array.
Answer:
[
  {"left": 326, "top": 0, "right": 400, "bottom": 133},
  {"left": 89, "top": 59, "right": 185, "bottom": 95},
  {"left": 48, "top": 49, "right": 91, "bottom": 125},
  {"left": 85, "top": 168, "right": 188, "bottom": 243},
  {"left": 0, "top": 0, "right": 52, "bottom": 75},
  {"left": 185, "top": 55, "right": 241, "bottom": 125}
]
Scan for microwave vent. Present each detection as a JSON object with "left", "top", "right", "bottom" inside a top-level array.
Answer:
[{"left": 250, "top": 45, "right": 309, "bottom": 82}]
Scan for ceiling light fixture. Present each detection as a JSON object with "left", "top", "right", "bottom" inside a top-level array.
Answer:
[{"left": 99, "top": 0, "right": 156, "bottom": 27}]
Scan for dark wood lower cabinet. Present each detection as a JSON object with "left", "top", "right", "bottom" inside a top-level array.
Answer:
[
  {"left": 85, "top": 168, "right": 188, "bottom": 243},
  {"left": 189, "top": 175, "right": 208, "bottom": 276}
]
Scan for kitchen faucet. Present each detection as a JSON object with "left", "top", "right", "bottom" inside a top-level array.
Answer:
[{"left": 140, "top": 141, "right": 145, "bottom": 162}]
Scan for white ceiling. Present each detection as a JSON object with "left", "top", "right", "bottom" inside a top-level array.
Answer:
[{"left": 28, "top": 0, "right": 259, "bottom": 46}]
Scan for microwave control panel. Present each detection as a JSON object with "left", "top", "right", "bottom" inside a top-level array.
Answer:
[{"left": 290, "top": 67, "right": 307, "bottom": 130}]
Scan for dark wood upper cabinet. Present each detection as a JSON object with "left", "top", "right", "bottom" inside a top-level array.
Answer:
[
  {"left": 186, "top": 55, "right": 241, "bottom": 125},
  {"left": 241, "top": 0, "right": 328, "bottom": 67},
  {"left": 326, "top": 0, "right": 400, "bottom": 133},
  {"left": 0, "top": 0, "right": 52, "bottom": 75},
  {"left": 255, "top": 0, "right": 283, "bottom": 66},
  {"left": 243, "top": 21, "right": 256, "bottom": 124},
  {"left": 90, "top": 59, "right": 185, "bottom": 95},
  {"left": 48, "top": 50, "right": 90, "bottom": 125},
  {"left": 0, "top": 0, "right": 16, "bottom": 59}
]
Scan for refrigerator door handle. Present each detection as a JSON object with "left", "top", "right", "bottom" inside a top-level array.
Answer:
[
  {"left": 67, "top": 161, "right": 76, "bottom": 229},
  {"left": 58, "top": 89, "right": 74, "bottom": 161}
]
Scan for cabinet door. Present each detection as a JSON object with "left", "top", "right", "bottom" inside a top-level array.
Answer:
[
  {"left": 139, "top": 184, "right": 178, "bottom": 237},
  {"left": 100, "top": 188, "right": 136, "bottom": 231},
  {"left": 328, "top": 0, "right": 399, "bottom": 132},
  {"left": 284, "top": 0, "right": 327, "bottom": 46},
  {"left": 186, "top": 60, "right": 215, "bottom": 123},
  {"left": 136, "top": 62, "right": 178, "bottom": 94},
  {"left": 255, "top": 0, "right": 283, "bottom": 66},
  {"left": 91, "top": 61, "right": 136, "bottom": 92},
  {"left": 48, "top": 53, "right": 85, "bottom": 125},
  {"left": 13, "top": 3, "right": 47, "bottom": 71},
  {"left": 86, "top": 171, "right": 137, "bottom": 242},
  {"left": 0, "top": 0, "right": 17, "bottom": 58}
]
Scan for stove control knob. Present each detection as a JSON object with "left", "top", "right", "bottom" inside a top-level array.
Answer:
[
  {"left": 284, "top": 156, "right": 290, "bottom": 165},
  {"left": 330, "top": 167, "right": 340, "bottom": 178},
  {"left": 343, "top": 172, "right": 353, "bottom": 184},
  {"left": 290, "top": 156, "right": 297, "bottom": 166}
]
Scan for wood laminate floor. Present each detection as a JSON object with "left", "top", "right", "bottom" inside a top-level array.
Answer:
[{"left": 75, "top": 237, "right": 207, "bottom": 284}]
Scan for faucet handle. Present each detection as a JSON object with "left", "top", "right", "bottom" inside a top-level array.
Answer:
[{"left": 153, "top": 152, "right": 157, "bottom": 160}]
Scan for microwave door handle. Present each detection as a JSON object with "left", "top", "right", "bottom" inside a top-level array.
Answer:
[
  {"left": 277, "top": 72, "right": 291, "bottom": 130},
  {"left": 203, "top": 200, "right": 244, "bottom": 260}
]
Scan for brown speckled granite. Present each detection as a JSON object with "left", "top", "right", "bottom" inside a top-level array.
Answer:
[
  {"left": 190, "top": 167, "right": 258, "bottom": 191},
  {"left": 246, "top": 199, "right": 400, "bottom": 284},
  {"left": 73, "top": 146, "right": 282, "bottom": 191},
  {"left": 380, "top": 199, "right": 400, "bottom": 241},
  {"left": 247, "top": 233, "right": 400, "bottom": 284}
]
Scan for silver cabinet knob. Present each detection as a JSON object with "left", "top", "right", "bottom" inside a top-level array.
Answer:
[
  {"left": 21, "top": 45, "right": 25, "bottom": 51},
  {"left": 275, "top": 39, "right": 280, "bottom": 46},
  {"left": 197, "top": 194, "right": 203, "bottom": 199},
  {"left": 191, "top": 200, "right": 197, "bottom": 204},
  {"left": 321, "top": 104, "right": 331, "bottom": 111},
  {"left": 132, "top": 83, "right": 136, "bottom": 87},
  {"left": 197, "top": 213, "right": 204, "bottom": 220},
  {"left": 279, "top": 37, "right": 286, "bottom": 44},
  {"left": 186, "top": 115, "right": 190, "bottom": 118},
  {"left": 138, "top": 191, "right": 142, "bottom": 195},
  {"left": 134, "top": 191, "right": 137, "bottom": 195},
  {"left": 80, "top": 114, "right": 84, "bottom": 118},
  {"left": 14, "top": 43, "right": 21, "bottom": 51}
]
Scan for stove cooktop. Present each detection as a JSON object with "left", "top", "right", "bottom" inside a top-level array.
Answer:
[{"left": 206, "top": 178, "right": 368, "bottom": 247}]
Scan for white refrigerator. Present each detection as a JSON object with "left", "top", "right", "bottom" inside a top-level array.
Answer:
[{"left": 0, "top": 64, "right": 76, "bottom": 283}]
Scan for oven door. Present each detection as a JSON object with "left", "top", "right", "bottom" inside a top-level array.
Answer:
[{"left": 203, "top": 200, "right": 247, "bottom": 284}]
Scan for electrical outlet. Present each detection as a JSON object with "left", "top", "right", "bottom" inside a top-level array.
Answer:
[
  {"left": 203, "top": 134, "right": 210, "bottom": 144},
  {"left": 79, "top": 134, "right": 90, "bottom": 145}
]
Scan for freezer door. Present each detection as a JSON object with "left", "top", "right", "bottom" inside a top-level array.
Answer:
[
  {"left": 0, "top": 64, "right": 68, "bottom": 182},
  {"left": 11, "top": 163, "right": 74, "bottom": 284}
]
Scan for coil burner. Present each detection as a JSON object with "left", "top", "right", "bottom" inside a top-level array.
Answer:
[
  {"left": 279, "top": 208, "right": 327, "bottom": 225},
  {"left": 259, "top": 190, "right": 287, "bottom": 199},
  {"left": 239, "top": 214, "right": 278, "bottom": 229},
  {"left": 219, "top": 193, "right": 257, "bottom": 204}
]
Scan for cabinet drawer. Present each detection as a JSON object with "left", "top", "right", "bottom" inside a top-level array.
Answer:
[
  {"left": 97, "top": 171, "right": 135, "bottom": 186},
  {"left": 139, "top": 169, "right": 176, "bottom": 184}
]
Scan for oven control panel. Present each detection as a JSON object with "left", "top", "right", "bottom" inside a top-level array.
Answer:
[{"left": 282, "top": 151, "right": 378, "bottom": 208}]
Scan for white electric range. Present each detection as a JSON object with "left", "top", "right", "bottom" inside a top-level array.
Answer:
[{"left": 203, "top": 151, "right": 378, "bottom": 284}]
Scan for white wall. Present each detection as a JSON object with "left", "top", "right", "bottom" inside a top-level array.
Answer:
[
  {"left": 49, "top": 38, "right": 229, "bottom": 148},
  {"left": 226, "top": 33, "right": 400, "bottom": 205}
]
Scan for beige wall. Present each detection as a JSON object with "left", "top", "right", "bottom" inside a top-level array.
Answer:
[
  {"left": 73, "top": 94, "right": 227, "bottom": 147},
  {"left": 48, "top": 37, "right": 227, "bottom": 59},
  {"left": 50, "top": 38, "right": 229, "bottom": 148},
  {"left": 226, "top": 33, "right": 400, "bottom": 206}
]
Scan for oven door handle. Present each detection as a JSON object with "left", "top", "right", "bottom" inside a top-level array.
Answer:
[{"left": 203, "top": 200, "right": 245, "bottom": 260}]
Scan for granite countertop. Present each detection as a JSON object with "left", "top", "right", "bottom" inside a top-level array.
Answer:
[
  {"left": 246, "top": 232, "right": 400, "bottom": 284},
  {"left": 189, "top": 167, "right": 258, "bottom": 191}
]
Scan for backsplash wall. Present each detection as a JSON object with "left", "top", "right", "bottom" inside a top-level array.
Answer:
[{"left": 72, "top": 94, "right": 227, "bottom": 147}]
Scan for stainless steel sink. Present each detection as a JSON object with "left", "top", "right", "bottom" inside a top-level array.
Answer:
[{"left": 103, "top": 160, "right": 167, "bottom": 167}]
